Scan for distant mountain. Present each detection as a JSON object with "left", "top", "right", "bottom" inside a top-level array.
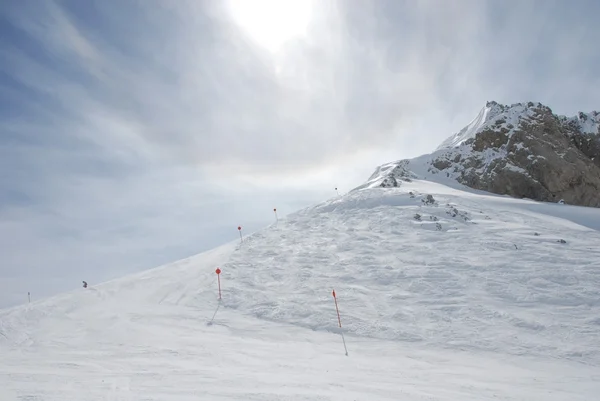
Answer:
[{"left": 362, "top": 101, "right": 600, "bottom": 207}]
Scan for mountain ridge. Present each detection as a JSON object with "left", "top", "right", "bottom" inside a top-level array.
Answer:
[{"left": 369, "top": 100, "right": 600, "bottom": 207}]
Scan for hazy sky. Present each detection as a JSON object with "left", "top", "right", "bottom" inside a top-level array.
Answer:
[{"left": 1, "top": 0, "right": 599, "bottom": 308}]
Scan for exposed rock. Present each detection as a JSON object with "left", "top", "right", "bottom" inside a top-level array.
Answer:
[
  {"left": 429, "top": 102, "right": 600, "bottom": 207},
  {"left": 360, "top": 101, "right": 600, "bottom": 208},
  {"left": 353, "top": 159, "right": 417, "bottom": 191},
  {"left": 432, "top": 159, "right": 453, "bottom": 170},
  {"left": 380, "top": 176, "right": 398, "bottom": 188},
  {"left": 422, "top": 194, "right": 436, "bottom": 205}
]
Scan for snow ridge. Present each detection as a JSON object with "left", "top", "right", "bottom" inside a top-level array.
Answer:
[{"left": 436, "top": 101, "right": 499, "bottom": 150}]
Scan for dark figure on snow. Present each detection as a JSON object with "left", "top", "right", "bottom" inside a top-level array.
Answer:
[{"left": 82, "top": 281, "right": 88, "bottom": 288}]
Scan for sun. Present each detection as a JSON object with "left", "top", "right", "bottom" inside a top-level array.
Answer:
[{"left": 226, "top": 0, "right": 314, "bottom": 53}]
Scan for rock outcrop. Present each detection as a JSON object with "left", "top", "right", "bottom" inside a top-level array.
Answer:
[{"left": 365, "top": 101, "right": 600, "bottom": 207}]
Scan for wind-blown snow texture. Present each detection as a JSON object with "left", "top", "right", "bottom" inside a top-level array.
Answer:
[{"left": 1, "top": 177, "right": 599, "bottom": 400}]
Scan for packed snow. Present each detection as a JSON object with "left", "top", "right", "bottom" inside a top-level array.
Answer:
[{"left": 1, "top": 177, "right": 600, "bottom": 400}]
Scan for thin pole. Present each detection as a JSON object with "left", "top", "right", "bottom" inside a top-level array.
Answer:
[
  {"left": 332, "top": 289, "right": 348, "bottom": 356},
  {"left": 215, "top": 268, "right": 222, "bottom": 300},
  {"left": 333, "top": 291, "right": 342, "bottom": 327}
]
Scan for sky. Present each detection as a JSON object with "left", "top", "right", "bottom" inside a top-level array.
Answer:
[{"left": 1, "top": 0, "right": 599, "bottom": 308}]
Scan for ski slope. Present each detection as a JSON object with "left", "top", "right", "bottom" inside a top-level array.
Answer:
[{"left": 1, "top": 178, "right": 600, "bottom": 400}]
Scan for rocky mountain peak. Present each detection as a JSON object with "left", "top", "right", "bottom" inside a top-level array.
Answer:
[
  {"left": 365, "top": 101, "right": 600, "bottom": 208},
  {"left": 434, "top": 101, "right": 558, "bottom": 152}
]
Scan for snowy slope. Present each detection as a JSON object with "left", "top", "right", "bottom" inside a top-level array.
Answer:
[{"left": 1, "top": 179, "right": 600, "bottom": 400}]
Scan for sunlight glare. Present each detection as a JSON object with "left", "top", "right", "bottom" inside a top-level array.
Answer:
[{"left": 227, "top": 0, "right": 314, "bottom": 52}]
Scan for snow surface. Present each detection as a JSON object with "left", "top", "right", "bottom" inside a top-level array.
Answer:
[{"left": 1, "top": 177, "right": 600, "bottom": 400}]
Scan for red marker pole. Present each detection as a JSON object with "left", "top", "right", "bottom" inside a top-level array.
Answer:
[
  {"left": 215, "top": 268, "right": 222, "bottom": 300},
  {"left": 238, "top": 226, "right": 243, "bottom": 242},
  {"left": 274, "top": 208, "right": 278, "bottom": 222},
  {"left": 333, "top": 290, "right": 342, "bottom": 327},
  {"left": 332, "top": 289, "right": 348, "bottom": 356}
]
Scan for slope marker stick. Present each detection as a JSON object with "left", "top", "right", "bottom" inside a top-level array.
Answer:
[
  {"left": 28, "top": 292, "right": 30, "bottom": 303},
  {"left": 207, "top": 268, "right": 223, "bottom": 326},
  {"left": 208, "top": 302, "right": 221, "bottom": 326},
  {"left": 215, "top": 268, "right": 222, "bottom": 300},
  {"left": 274, "top": 208, "right": 278, "bottom": 222},
  {"left": 332, "top": 289, "right": 348, "bottom": 356},
  {"left": 238, "top": 226, "right": 243, "bottom": 242}
]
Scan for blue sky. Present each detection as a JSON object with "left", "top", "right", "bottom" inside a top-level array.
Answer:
[{"left": 1, "top": 0, "right": 599, "bottom": 308}]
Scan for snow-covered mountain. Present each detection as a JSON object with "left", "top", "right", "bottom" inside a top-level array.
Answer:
[
  {"left": 2, "top": 174, "right": 600, "bottom": 399},
  {"left": 367, "top": 101, "right": 600, "bottom": 207}
]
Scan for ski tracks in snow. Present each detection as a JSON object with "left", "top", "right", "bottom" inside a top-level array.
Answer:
[{"left": 209, "top": 185, "right": 600, "bottom": 364}]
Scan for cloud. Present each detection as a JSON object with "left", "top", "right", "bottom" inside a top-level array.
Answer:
[{"left": 0, "top": 0, "right": 599, "bottom": 307}]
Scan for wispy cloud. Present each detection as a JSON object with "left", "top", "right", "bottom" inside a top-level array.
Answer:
[{"left": 1, "top": 0, "right": 599, "bottom": 307}]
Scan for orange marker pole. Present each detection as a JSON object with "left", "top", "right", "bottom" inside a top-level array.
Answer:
[{"left": 332, "top": 289, "right": 348, "bottom": 356}]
